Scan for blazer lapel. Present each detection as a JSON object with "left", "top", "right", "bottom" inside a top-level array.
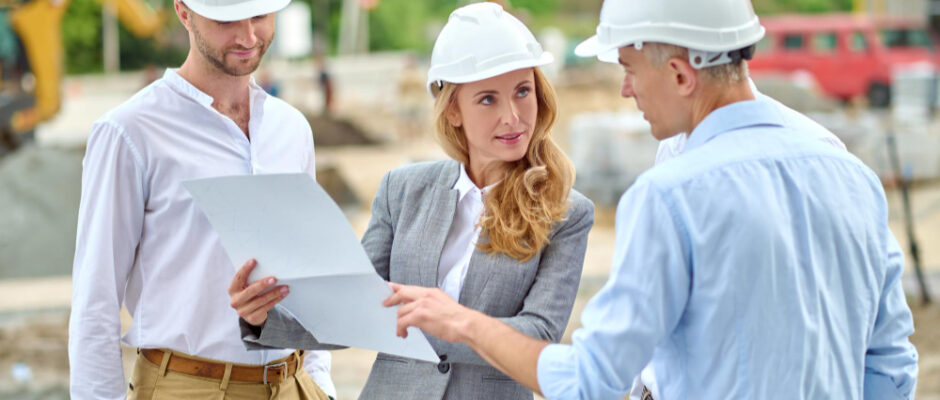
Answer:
[
  {"left": 417, "top": 161, "right": 460, "bottom": 289},
  {"left": 457, "top": 237, "right": 497, "bottom": 308}
]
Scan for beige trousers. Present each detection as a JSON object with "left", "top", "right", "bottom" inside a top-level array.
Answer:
[{"left": 126, "top": 350, "right": 331, "bottom": 400}]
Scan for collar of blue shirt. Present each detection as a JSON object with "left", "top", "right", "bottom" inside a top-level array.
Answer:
[{"left": 684, "top": 98, "right": 786, "bottom": 154}]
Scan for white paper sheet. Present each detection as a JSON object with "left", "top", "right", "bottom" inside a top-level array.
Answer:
[{"left": 184, "top": 173, "right": 440, "bottom": 363}]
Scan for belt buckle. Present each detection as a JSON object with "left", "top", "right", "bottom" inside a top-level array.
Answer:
[{"left": 263, "top": 361, "right": 288, "bottom": 385}]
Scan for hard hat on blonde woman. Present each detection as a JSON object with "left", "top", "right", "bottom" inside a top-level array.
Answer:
[
  {"left": 178, "top": 0, "right": 290, "bottom": 22},
  {"left": 575, "top": 0, "right": 765, "bottom": 68},
  {"left": 426, "top": 2, "right": 553, "bottom": 97}
]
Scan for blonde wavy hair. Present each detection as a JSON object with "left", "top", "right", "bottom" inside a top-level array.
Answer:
[{"left": 433, "top": 67, "right": 574, "bottom": 261}]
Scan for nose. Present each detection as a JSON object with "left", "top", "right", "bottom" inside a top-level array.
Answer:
[
  {"left": 621, "top": 74, "right": 635, "bottom": 98},
  {"left": 502, "top": 99, "right": 521, "bottom": 127},
  {"left": 234, "top": 19, "right": 259, "bottom": 49}
]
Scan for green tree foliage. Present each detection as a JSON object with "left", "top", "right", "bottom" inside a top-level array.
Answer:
[
  {"left": 368, "top": 0, "right": 440, "bottom": 52},
  {"left": 753, "top": 0, "right": 853, "bottom": 14},
  {"left": 62, "top": 0, "right": 186, "bottom": 74},
  {"left": 61, "top": 0, "right": 103, "bottom": 74}
]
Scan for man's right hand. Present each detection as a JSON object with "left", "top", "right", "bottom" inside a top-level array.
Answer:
[{"left": 228, "top": 258, "right": 289, "bottom": 327}]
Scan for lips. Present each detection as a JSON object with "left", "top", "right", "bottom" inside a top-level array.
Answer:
[
  {"left": 230, "top": 48, "right": 257, "bottom": 59},
  {"left": 495, "top": 132, "right": 524, "bottom": 145}
]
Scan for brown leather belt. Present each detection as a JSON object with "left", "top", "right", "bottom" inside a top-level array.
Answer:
[{"left": 141, "top": 349, "right": 303, "bottom": 384}]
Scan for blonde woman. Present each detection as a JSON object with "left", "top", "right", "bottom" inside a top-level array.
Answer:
[{"left": 228, "top": 3, "right": 593, "bottom": 399}]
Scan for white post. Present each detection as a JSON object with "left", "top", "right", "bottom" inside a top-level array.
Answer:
[
  {"left": 338, "top": 0, "right": 361, "bottom": 54},
  {"left": 102, "top": 0, "right": 120, "bottom": 73}
]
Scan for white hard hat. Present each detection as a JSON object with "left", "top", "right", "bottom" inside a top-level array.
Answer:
[
  {"left": 575, "top": 0, "right": 765, "bottom": 68},
  {"left": 426, "top": 2, "right": 553, "bottom": 97},
  {"left": 180, "top": 0, "right": 290, "bottom": 22}
]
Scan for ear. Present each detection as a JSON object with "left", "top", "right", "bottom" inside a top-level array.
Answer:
[
  {"left": 175, "top": 0, "right": 192, "bottom": 31},
  {"left": 446, "top": 104, "right": 462, "bottom": 128},
  {"left": 667, "top": 57, "right": 697, "bottom": 97}
]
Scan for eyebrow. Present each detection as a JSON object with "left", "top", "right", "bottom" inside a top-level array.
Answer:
[
  {"left": 472, "top": 80, "right": 533, "bottom": 97},
  {"left": 618, "top": 58, "right": 629, "bottom": 66}
]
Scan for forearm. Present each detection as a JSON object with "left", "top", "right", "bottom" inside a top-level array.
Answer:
[{"left": 460, "top": 310, "right": 547, "bottom": 395}]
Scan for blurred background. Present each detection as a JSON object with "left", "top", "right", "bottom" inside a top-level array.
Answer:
[{"left": 0, "top": 0, "right": 937, "bottom": 398}]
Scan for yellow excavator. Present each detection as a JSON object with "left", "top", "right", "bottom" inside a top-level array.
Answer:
[{"left": 0, "top": 0, "right": 163, "bottom": 152}]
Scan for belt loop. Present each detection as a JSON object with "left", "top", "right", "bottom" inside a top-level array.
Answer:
[
  {"left": 158, "top": 350, "right": 171, "bottom": 376},
  {"left": 268, "top": 380, "right": 279, "bottom": 400},
  {"left": 219, "top": 363, "right": 233, "bottom": 391}
]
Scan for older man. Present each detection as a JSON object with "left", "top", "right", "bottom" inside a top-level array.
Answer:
[
  {"left": 68, "top": 1, "right": 334, "bottom": 398},
  {"left": 384, "top": 0, "right": 919, "bottom": 399}
]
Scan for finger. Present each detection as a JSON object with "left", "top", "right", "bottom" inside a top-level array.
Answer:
[
  {"left": 237, "top": 285, "right": 289, "bottom": 317},
  {"left": 230, "top": 277, "right": 279, "bottom": 310},
  {"left": 396, "top": 298, "right": 422, "bottom": 319},
  {"left": 397, "top": 306, "right": 428, "bottom": 338},
  {"left": 244, "top": 290, "right": 287, "bottom": 326},
  {"left": 383, "top": 291, "right": 404, "bottom": 307},
  {"left": 382, "top": 284, "right": 425, "bottom": 307},
  {"left": 228, "top": 259, "right": 258, "bottom": 294}
]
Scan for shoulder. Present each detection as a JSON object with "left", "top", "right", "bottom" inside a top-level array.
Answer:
[
  {"left": 566, "top": 189, "right": 594, "bottom": 220},
  {"left": 97, "top": 81, "right": 167, "bottom": 130},
  {"left": 550, "top": 188, "right": 594, "bottom": 238},
  {"left": 385, "top": 159, "right": 459, "bottom": 187}
]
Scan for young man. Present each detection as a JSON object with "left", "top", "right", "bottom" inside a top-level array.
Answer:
[
  {"left": 383, "top": 0, "right": 919, "bottom": 399},
  {"left": 68, "top": 1, "right": 334, "bottom": 398}
]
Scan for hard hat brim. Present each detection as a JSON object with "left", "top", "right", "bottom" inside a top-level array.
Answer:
[
  {"left": 182, "top": 0, "right": 291, "bottom": 22},
  {"left": 426, "top": 52, "right": 554, "bottom": 97},
  {"left": 575, "top": 35, "right": 621, "bottom": 64}
]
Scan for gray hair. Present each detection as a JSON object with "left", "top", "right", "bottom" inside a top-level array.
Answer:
[{"left": 642, "top": 42, "right": 748, "bottom": 85}]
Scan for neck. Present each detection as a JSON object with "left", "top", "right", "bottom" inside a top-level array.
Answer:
[
  {"left": 467, "top": 159, "right": 508, "bottom": 189},
  {"left": 177, "top": 52, "right": 251, "bottom": 108},
  {"left": 688, "top": 79, "right": 755, "bottom": 133}
]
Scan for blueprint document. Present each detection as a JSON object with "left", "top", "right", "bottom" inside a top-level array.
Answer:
[{"left": 184, "top": 173, "right": 439, "bottom": 363}]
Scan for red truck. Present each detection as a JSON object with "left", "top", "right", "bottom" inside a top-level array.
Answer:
[{"left": 748, "top": 13, "right": 937, "bottom": 107}]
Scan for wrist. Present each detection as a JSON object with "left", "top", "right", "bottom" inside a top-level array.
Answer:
[{"left": 457, "top": 308, "right": 489, "bottom": 346}]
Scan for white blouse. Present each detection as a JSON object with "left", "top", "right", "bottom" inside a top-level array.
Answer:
[{"left": 437, "top": 165, "right": 495, "bottom": 300}]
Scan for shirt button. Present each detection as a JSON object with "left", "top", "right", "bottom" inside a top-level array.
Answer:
[{"left": 437, "top": 355, "right": 450, "bottom": 374}]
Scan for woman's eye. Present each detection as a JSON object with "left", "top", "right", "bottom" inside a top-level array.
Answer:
[
  {"left": 516, "top": 87, "right": 530, "bottom": 98},
  {"left": 479, "top": 95, "right": 494, "bottom": 105}
]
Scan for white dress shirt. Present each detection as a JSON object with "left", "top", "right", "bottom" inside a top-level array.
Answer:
[
  {"left": 68, "top": 69, "right": 334, "bottom": 399},
  {"left": 437, "top": 165, "right": 494, "bottom": 301}
]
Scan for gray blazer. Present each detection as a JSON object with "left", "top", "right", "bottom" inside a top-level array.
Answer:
[{"left": 243, "top": 160, "right": 593, "bottom": 400}]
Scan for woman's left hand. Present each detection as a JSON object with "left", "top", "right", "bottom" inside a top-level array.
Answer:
[{"left": 383, "top": 282, "right": 480, "bottom": 343}]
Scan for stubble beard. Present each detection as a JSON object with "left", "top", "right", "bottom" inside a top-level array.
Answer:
[{"left": 191, "top": 22, "right": 272, "bottom": 77}]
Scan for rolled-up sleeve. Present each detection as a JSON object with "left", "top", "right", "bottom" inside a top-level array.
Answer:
[
  {"left": 68, "top": 121, "right": 145, "bottom": 400},
  {"left": 537, "top": 180, "right": 690, "bottom": 400}
]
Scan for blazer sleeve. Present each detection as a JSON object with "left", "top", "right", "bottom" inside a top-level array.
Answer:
[
  {"left": 425, "top": 195, "right": 595, "bottom": 366},
  {"left": 240, "top": 307, "right": 346, "bottom": 351},
  {"left": 361, "top": 171, "right": 395, "bottom": 280}
]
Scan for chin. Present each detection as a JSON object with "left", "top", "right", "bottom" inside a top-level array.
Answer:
[{"left": 650, "top": 128, "right": 682, "bottom": 141}]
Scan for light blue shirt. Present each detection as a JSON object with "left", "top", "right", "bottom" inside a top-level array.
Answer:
[{"left": 537, "top": 99, "right": 918, "bottom": 399}]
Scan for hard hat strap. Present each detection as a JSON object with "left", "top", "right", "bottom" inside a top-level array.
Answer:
[{"left": 688, "top": 45, "right": 756, "bottom": 70}]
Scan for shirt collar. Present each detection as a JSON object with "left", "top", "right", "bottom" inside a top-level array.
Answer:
[
  {"left": 162, "top": 68, "right": 267, "bottom": 108},
  {"left": 453, "top": 164, "right": 497, "bottom": 202},
  {"left": 683, "top": 98, "right": 785, "bottom": 154}
]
